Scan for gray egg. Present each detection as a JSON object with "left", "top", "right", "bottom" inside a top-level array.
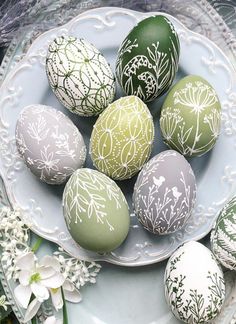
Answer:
[
  {"left": 15, "top": 104, "right": 86, "bottom": 185},
  {"left": 133, "top": 150, "right": 197, "bottom": 235}
]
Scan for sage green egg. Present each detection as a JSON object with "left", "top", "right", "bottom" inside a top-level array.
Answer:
[
  {"left": 62, "top": 168, "right": 130, "bottom": 253},
  {"left": 90, "top": 95, "right": 155, "bottom": 180},
  {"left": 116, "top": 15, "right": 180, "bottom": 102},
  {"left": 160, "top": 75, "right": 221, "bottom": 157},
  {"left": 211, "top": 196, "right": 236, "bottom": 270}
]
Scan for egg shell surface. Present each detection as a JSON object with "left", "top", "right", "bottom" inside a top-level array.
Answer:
[
  {"left": 160, "top": 75, "right": 221, "bottom": 157},
  {"left": 46, "top": 36, "right": 115, "bottom": 117},
  {"left": 116, "top": 15, "right": 180, "bottom": 102},
  {"left": 211, "top": 196, "right": 236, "bottom": 270},
  {"left": 164, "top": 241, "right": 225, "bottom": 324},
  {"left": 62, "top": 168, "right": 130, "bottom": 253},
  {"left": 90, "top": 95, "right": 155, "bottom": 180},
  {"left": 133, "top": 150, "right": 196, "bottom": 234},
  {"left": 15, "top": 104, "right": 86, "bottom": 185}
]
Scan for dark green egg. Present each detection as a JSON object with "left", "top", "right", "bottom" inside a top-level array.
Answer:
[{"left": 116, "top": 15, "right": 180, "bottom": 102}]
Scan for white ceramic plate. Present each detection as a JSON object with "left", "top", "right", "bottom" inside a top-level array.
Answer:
[{"left": 0, "top": 7, "right": 236, "bottom": 267}]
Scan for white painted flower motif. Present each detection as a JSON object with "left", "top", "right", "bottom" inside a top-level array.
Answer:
[
  {"left": 0, "top": 295, "right": 9, "bottom": 311},
  {"left": 14, "top": 252, "right": 64, "bottom": 322},
  {"left": 36, "top": 145, "right": 60, "bottom": 174}
]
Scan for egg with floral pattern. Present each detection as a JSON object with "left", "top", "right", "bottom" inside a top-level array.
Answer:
[
  {"left": 116, "top": 15, "right": 180, "bottom": 102},
  {"left": 15, "top": 104, "right": 86, "bottom": 185},
  {"left": 133, "top": 150, "right": 196, "bottom": 234},
  {"left": 165, "top": 241, "right": 225, "bottom": 324},
  {"left": 63, "top": 168, "right": 130, "bottom": 252},
  {"left": 211, "top": 196, "right": 236, "bottom": 270},
  {"left": 90, "top": 95, "right": 155, "bottom": 180},
  {"left": 160, "top": 75, "right": 221, "bottom": 157},
  {"left": 46, "top": 36, "right": 115, "bottom": 117}
]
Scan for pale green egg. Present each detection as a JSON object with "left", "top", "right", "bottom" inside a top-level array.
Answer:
[
  {"left": 90, "top": 95, "right": 155, "bottom": 180},
  {"left": 63, "top": 168, "right": 130, "bottom": 253}
]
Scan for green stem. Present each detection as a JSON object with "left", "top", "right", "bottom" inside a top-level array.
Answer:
[
  {"left": 31, "top": 236, "right": 43, "bottom": 253},
  {"left": 62, "top": 288, "right": 68, "bottom": 324},
  {"left": 31, "top": 317, "right": 37, "bottom": 324}
]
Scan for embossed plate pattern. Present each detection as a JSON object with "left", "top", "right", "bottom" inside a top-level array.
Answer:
[{"left": 0, "top": 7, "right": 236, "bottom": 266}]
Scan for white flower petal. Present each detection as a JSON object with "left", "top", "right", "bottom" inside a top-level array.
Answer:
[
  {"left": 40, "top": 256, "right": 61, "bottom": 272},
  {"left": 38, "top": 265, "right": 56, "bottom": 279},
  {"left": 41, "top": 272, "right": 65, "bottom": 289},
  {"left": 44, "top": 316, "right": 62, "bottom": 324},
  {"left": 63, "top": 279, "right": 74, "bottom": 292},
  {"left": 19, "top": 270, "right": 31, "bottom": 286},
  {"left": 23, "top": 298, "right": 41, "bottom": 323},
  {"left": 14, "top": 285, "right": 31, "bottom": 309},
  {"left": 16, "top": 252, "right": 35, "bottom": 271},
  {"left": 31, "top": 283, "right": 49, "bottom": 302},
  {"left": 50, "top": 288, "right": 63, "bottom": 311},
  {"left": 64, "top": 287, "right": 82, "bottom": 303}
]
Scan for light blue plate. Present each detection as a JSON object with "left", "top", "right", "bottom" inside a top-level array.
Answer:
[
  {"left": 0, "top": 7, "right": 235, "bottom": 269},
  {"left": 1, "top": 6, "right": 236, "bottom": 324}
]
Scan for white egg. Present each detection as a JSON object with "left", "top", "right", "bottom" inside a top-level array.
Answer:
[
  {"left": 164, "top": 241, "right": 225, "bottom": 323},
  {"left": 46, "top": 36, "right": 115, "bottom": 117}
]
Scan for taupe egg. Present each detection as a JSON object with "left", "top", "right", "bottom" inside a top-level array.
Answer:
[{"left": 15, "top": 104, "right": 86, "bottom": 185}]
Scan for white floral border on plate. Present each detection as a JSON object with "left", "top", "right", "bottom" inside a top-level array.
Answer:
[{"left": 0, "top": 7, "right": 236, "bottom": 266}]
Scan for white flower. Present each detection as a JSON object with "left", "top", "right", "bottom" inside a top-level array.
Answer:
[
  {"left": 44, "top": 316, "right": 62, "bottom": 324},
  {"left": 0, "top": 295, "right": 9, "bottom": 311},
  {"left": 14, "top": 252, "right": 64, "bottom": 322},
  {"left": 44, "top": 255, "right": 81, "bottom": 310}
]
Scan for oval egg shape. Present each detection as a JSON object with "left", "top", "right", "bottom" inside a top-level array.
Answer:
[
  {"left": 164, "top": 241, "right": 225, "bottom": 324},
  {"left": 90, "top": 95, "right": 155, "bottom": 180},
  {"left": 211, "top": 196, "right": 236, "bottom": 270},
  {"left": 15, "top": 104, "right": 86, "bottom": 185},
  {"left": 116, "top": 15, "right": 180, "bottom": 102},
  {"left": 63, "top": 168, "right": 130, "bottom": 252},
  {"left": 46, "top": 36, "right": 115, "bottom": 117},
  {"left": 160, "top": 75, "right": 221, "bottom": 157},
  {"left": 133, "top": 150, "right": 196, "bottom": 234}
]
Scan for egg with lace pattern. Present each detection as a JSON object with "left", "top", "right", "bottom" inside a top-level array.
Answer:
[
  {"left": 116, "top": 15, "right": 180, "bottom": 102},
  {"left": 133, "top": 150, "right": 196, "bottom": 235},
  {"left": 46, "top": 35, "right": 115, "bottom": 117},
  {"left": 63, "top": 168, "right": 130, "bottom": 253},
  {"left": 160, "top": 75, "right": 221, "bottom": 157},
  {"left": 15, "top": 104, "right": 86, "bottom": 185},
  {"left": 89, "top": 95, "right": 155, "bottom": 180}
]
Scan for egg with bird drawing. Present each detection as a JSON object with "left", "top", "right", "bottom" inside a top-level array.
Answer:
[{"left": 133, "top": 150, "right": 196, "bottom": 235}]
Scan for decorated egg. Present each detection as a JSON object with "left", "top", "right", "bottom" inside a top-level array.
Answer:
[
  {"left": 133, "top": 150, "right": 196, "bottom": 234},
  {"left": 90, "top": 95, "right": 154, "bottom": 180},
  {"left": 15, "top": 104, "right": 86, "bottom": 185},
  {"left": 160, "top": 75, "right": 221, "bottom": 157},
  {"left": 116, "top": 15, "right": 180, "bottom": 102},
  {"left": 211, "top": 196, "right": 236, "bottom": 270},
  {"left": 46, "top": 36, "right": 115, "bottom": 117},
  {"left": 63, "top": 168, "right": 130, "bottom": 252},
  {"left": 165, "top": 241, "right": 225, "bottom": 324}
]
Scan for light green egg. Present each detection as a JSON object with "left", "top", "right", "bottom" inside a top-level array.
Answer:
[
  {"left": 160, "top": 75, "right": 221, "bottom": 157},
  {"left": 90, "top": 95, "right": 155, "bottom": 180},
  {"left": 63, "top": 168, "right": 130, "bottom": 253}
]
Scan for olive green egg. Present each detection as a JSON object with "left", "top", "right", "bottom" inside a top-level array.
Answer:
[
  {"left": 160, "top": 75, "right": 221, "bottom": 157},
  {"left": 63, "top": 168, "right": 130, "bottom": 253},
  {"left": 116, "top": 15, "right": 180, "bottom": 102},
  {"left": 90, "top": 95, "right": 155, "bottom": 180}
]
